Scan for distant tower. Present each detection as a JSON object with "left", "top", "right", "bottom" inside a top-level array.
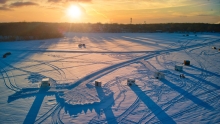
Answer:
[{"left": 130, "top": 18, "right": 132, "bottom": 24}]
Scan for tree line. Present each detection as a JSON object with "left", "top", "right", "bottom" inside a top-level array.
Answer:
[
  {"left": 0, "top": 22, "right": 219, "bottom": 41},
  {"left": 0, "top": 22, "right": 63, "bottom": 41}
]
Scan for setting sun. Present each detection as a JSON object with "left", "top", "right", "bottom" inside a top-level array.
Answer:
[{"left": 66, "top": 5, "right": 81, "bottom": 18}]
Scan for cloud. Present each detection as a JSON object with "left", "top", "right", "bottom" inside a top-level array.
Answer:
[
  {"left": 197, "top": 14, "right": 210, "bottom": 16},
  {"left": 10, "top": 2, "right": 38, "bottom": 7},
  {"left": 215, "top": 21, "right": 220, "bottom": 24},
  {"left": 68, "top": 0, "right": 91, "bottom": 2},
  {"left": 48, "top": 0, "right": 62, "bottom": 2},
  {"left": 0, "top": 0, "right": 7, "bottom": 4},
  {"left": 0, "top": 6, "right": 11, "bottom": 11},
  {"left": 48, "top": 0, "right": 91, "bottom": 3}
]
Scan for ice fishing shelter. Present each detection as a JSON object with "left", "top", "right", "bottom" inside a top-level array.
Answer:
[
  {"left": 184, "top": 60, "right": 190, "bottom": 66},
  {"left": 127, "top": 79, "right": 135, "bottom": 86},
  {"left": 212, "top": 47, "right": 216, "bottom": 49},
  {"left": 154, "top": 72, "right": 165, "bottom": 79},
  {"left": 95, "top": 81, "right": 102, "bottom": 87},
  {"left": 78, "top": 44, "right": 86, "bottom": 48},
  {"left": 175, "top": 65, "right": 183, "bottom": 71},
  {"left": 40, "top": 78, "right": 51, "bottom": 88}
]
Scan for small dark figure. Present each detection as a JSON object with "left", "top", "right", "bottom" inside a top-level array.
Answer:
[
  {"left": 5, "top": 52, "right": 11, "bottom": 55},
  {"left": 82, "top": 44, "right": 86, "bottom": 48},
  {"left": 3, "top": 54, "right": 7, "bottom": 58},
  {"left": 180, "top": 74, "right": 185, "bottom": 78},
  {"left": 182, "top": 74, "right": 185, "bottom": 78},
  {"left": 78, "top": 44, "right": 82, "bottom": 48}
]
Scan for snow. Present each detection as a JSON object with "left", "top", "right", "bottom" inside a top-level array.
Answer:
[{"left": 0, "top": 33, "right": 220, "bottom": 123}]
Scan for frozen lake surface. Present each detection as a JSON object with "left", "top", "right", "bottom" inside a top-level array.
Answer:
[{"left": 0, "top": 33, "right": 220, "bottom": 124}]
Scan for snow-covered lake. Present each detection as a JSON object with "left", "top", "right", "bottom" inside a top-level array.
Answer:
[{"left": 0, "top": 33, "right": 220, "bottom": 124}]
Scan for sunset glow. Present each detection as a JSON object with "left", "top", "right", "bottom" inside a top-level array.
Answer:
[
  {"left": 0, "top": 0, "right": 219, "bottom": 23},
  {"left": 66, "top": 5, "right": 81, "bottom": 18}
]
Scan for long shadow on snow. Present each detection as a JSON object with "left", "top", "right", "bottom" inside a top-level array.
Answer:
[
  {"left": 120, "top": 36, "right": 168, "bottom": 50},
  {"left": 4, "top": 37, "right": 220, "bottom": 123},
  {"left": 190, "top": 65, "right": 220, "bottom": 78},
  {"left": 182, "top": 71, "right": 220, "bottom": 89},
  {"left": 7, "top": 87, "right": 64, "bottom": 124},
  {"left": 130, "top": 86, "right": 176, "bottom": 124},
  {"left": 22, "top": 88, "right": 50, "bottom": 124},
  {"left": 161, "top": 79, "right": 213, "bottom": 110}
]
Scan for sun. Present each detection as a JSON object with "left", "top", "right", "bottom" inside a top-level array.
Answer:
[{"left": 66, "top": 5, "right": 81, "bottom": 18}]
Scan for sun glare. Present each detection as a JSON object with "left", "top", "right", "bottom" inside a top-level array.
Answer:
[{"left": 66, "top": 5, "right": 81, "bottom": 18}]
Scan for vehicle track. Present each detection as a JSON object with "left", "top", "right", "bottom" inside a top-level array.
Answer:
[
  {"left": 0, "top": 62, "right": 20, "bottom": 91},
  {"left": 5, "top": 38, "right": 220, "bottom": 123},
  {"left": 34, "top": 103, "right": 60, "bottom": 124}
]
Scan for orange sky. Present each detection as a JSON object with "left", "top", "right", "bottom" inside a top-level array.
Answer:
[{"left": 0, "top": 0, "right": 219, "bottom": 24}]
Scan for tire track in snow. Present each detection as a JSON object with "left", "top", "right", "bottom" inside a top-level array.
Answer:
[
  {"left": 147, "top": 38, "right": 219, "bottom": 123},
  {"left": 0, "top": 62, "right": 20, "bottom": 91},
  {"left": 0, "top": 59, "right": 63, "bottom": 85},
  {"left": 51, "top": 104, "right": 64, "bottom": 124},
  {"left": 4, "top": 38, "right": 220, "bottom": 123},
  {"left": 34, "top": 103, "right": 60, "bottom": 124},
  {"left": 116, "top": 98, "right": 140, "bottom": 123},
  {"left": 65, "top": 38, "right": 220, "bottom": 123}
]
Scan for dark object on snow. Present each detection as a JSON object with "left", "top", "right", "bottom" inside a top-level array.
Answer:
[
  {"left": 3, "top": 54, "right": 7, "bottom": 58},
  {"left": 95, "top": 81, "right": 102, "bottom": 87},
  {"left": 2, "top": 52, "right": 11, "bottom": 58},
  {"left": 184, "top": 60, "right": 190, "bottom": 66},
  {"left": 78, "top": 44, "right": 86, "bottom": 48},
  {"left": 212, "top": 47, "right": 216, "bottom": 49},
  {"left": 154, "top": 72, "right": 165, "bottom": 79},
  {"left": 186, "top": 34, "right": 189, "bottom": 36},
  {"left": 82, "top": 44, "right": 86, "bottom": 48},
  {"left": 127, "top": 79, "right": 135, "bottom": 86},
  {"left": 78, "top": 44, "right": 82, "bottom": 48},
  {"left": 5, "top": 52, "right": 11, "bottom": 55},
  {"left": 175, "top": 65, "right": 183, "bottom": 71},
  {"left": 219, "top": 49, "right": 220, "bottom": 51},
  {"left": 180, "top": 74, "right": 185, "bottom": 78}
]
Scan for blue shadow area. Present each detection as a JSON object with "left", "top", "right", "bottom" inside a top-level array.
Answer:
[
  {"left": 96, "top": 87, "right": 117, "bottom": 124},
  {"left": 23, "top": 88, "right": 50, "bottom": 124},
  {"left": 190, "top": 65, "right": 220, "bottom": 78},
  {"left": 54, "top": 86, "right": 116, "bottom": 124},
  {"left": 182, "top": 71, "right": 220, "bottom": 89},
  {"left": 161, "top": 79, "right": 213, "bottom": 110},
  {"left": 7, "top": 87, "right": 62, "bottom": 124},
  {"left": 130, "top": 86, "right": 176, "bottom": 124}
]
